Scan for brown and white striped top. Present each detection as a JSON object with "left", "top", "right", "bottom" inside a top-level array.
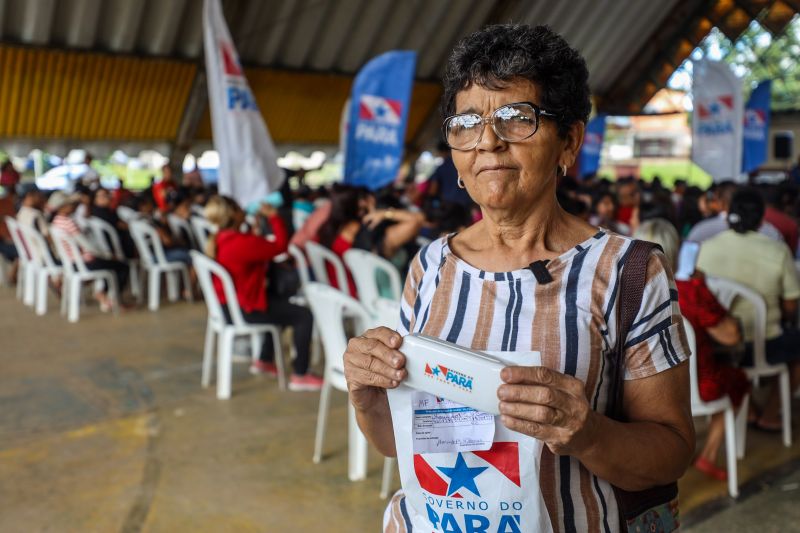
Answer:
[{"left": 385, "top": 230, "right": 690, "bottom": 533}]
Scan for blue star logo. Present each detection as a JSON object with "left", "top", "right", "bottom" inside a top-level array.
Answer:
[
  {"left": 436, "top": 453, "right": 488, "bottom": 497},
  {"left": 432, "top": 367, "right": 440, "bottom": 376}
]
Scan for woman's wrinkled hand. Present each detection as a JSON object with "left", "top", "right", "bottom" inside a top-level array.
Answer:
[
  {"left": 344, "top": 327, "right": 407, "bottom": 413},
  {"left": 498, "top": 366, "right": 598, "bottom": 456}
]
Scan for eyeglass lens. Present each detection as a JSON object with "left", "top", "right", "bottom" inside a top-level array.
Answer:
[{"left": 446, "top": 103, "right": 538, "bottom": 149}]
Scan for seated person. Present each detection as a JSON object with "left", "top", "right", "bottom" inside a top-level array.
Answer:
[
  {"left": 635, "top": 219, "right": 750, "bottom": 482},
  {"left": 204, "top": 195, "right": 322, "bottom": 391},
  {"left": 698, "top": 189, "right": 800, "bottom": 431},
  {"left": 49, "top": 191, "right": 129, "bottom": 310},
  {"left": 91, "top": 187, "right": 136, "bottom": 259}
]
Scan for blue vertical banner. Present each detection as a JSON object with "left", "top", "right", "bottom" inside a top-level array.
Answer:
[
  {"left": 578, "top": 114, "right": 606, "bottom": 178},
  {"left": 344, "top": 51, "right": 417, "bottom": 190},
  {"left": 742, "top": 80, "right": 771, "bottom": 173}
]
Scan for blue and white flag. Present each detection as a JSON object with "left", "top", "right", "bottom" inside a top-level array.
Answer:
[
  {"left": 203, "top": 0, "right": 282, "bottom": 207},
  {"left": 344, "top": 51, "right": 416, "bottom": 190},
  {"left": 692, "top": 60, "right": 744, "bottom": 182},
  {"left": 578, "top": 114, "right": 606, "bottom": 178},
  {"left": 742, "top": 80, "right": 771, "bottom": 173}
]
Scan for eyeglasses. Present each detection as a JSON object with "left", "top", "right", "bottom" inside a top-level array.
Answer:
[{"left": 442, "top": 101, "right": 558, "bottom": 151}]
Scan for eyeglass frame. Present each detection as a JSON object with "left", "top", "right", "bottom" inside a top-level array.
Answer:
[{"left": 442, "top": 101, "right": 559, "bottom": 151}]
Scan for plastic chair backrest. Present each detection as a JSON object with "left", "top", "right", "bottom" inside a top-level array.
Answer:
[
  {"left": 130, "top": 220, "right": 168, "bottom": 267},
  {"left": 87, "top": 217, "right": 124, "bottom": 259},
  {"left": 4, "top": 217, "right": 32, "bottom": 263},
  {"left": 191, "top": 216, "right": 216, "bottom": 254},
  {"left": 305, "top": 241, "right": 349, "bottom": 293},
  {"left": 304, "top": 282, "right": 373, "bottom": 390},
  {"left": 682, "top": 317, "right": 703, "bottom": 406},
  {"left": 288, "top": 244, "right": 311, "bottom": 289},
  {"left": 168, "top": 214, "right": 198, "bottom": 250},
  {"left": 18, "top": 224, "right": 58, "bottom": 269},
  {"left": 116, "top": 206, "right": 139, "bottom": 223},
  {"left": 50, "top": 227, "right": 90, "bottom": 275},
  {"left": 190, "top": 250, "right": 247, "bottom": 328},
  {"left": 343, "top": 249, "right": 402, "bottom": 310},
  {"left": 706, "top": 276, "right": 768, "bottom": 368}
]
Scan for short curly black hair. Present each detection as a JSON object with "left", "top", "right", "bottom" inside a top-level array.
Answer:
[{"left": 441, "top": 24, "right": 591, "bottom": 138}]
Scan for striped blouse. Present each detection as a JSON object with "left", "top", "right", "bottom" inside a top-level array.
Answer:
[{"left": 385, "top": 230, "right": 690, "bottom": 533}]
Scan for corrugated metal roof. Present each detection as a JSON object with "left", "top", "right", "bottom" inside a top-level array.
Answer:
[
  {"left": 0, "top": 0, "right": 680, "bottom": 93},
  {"left": 0, "top": 0, "right": 796, "bottom": 151}
]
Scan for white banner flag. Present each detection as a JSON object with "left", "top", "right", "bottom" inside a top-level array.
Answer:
[
  {"left": 692, "top": 60, "right": 744, "bottom": 182},
  {"left": 203, "top": 0, "right": 282, "bottom": 207}
]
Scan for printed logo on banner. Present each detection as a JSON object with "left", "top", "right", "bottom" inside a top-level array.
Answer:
[
  {"left": 743, "top": 109, "right": 767, "bottom": 141},
  {"left": 220, "top": 39, "right": 258, "bottom": 111},
  {"left": 425, "top": 362, "right": 474, "bottom": 391},
  {"left": 696, "top": 95, "right": 735, "bottom": 135},
  {"left": 359, "top": 95, "right": 403, "bottom": 125},
  {"left": 414, "top": 444, "right": 524, "bottom": 532}
]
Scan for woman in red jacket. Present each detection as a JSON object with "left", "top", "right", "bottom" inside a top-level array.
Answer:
[{"left": 205, "top": 195, "right": 321, "bottom": 391}]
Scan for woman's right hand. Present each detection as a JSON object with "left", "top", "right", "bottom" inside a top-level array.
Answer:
[{"left": 344, "top": 327, "right": 407, "bottom": 412}]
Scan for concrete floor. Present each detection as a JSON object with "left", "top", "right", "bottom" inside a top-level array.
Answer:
[{"left": 1, "top": 285, "right": 799, "bottom": 532}]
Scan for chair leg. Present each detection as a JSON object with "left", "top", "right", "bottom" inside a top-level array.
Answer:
[
  {"left": 23, "top": 266, "right": 35, "bottom": 306},
  {"left": 129, "top": 263, "right": 141, "bottom": 300},
  {"left": 347, "top": 403, "right": 368, "bottom": 481},
  {"left": 380, "top": 457, "right": 396, "bottom": 499},
  {"left": 780, "top": 370, "right": 792, "bottom": 447},
  {"left": 166, "top": 271, "right": 179, "bottom": 302},
  {"left": 313, "top": 381, "right": 332, "bottom": 463},
  {"left": 723, "top": 406, "right": 739, "bottom": 499},
  {"left": 181, "top": 267, "right": 193, "bottom": 302},
  {"left": 202, "top": 324, "right": 215, "bottom": 388},
  {"left": 148, "top": 270, "right": 160, "bottom": 311},
  {"left": 68, "top": 279, "right": 81, "bottom": 323},
  {"left": 216, "top": 329, "right": 233, "bottom": 399},
  {"left": 272, "top": 329, "right": 287, "bottom": 391},
  {"left": 35, "top": 271, "right": 48, "bottom": 316},
  {"left": 735, "top": 394, "right": 749, "bottom": 459}
]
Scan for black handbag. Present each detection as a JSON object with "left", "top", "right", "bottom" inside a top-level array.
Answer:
[
  {"left": 609, "top": 240, "right": 680, "bottom": 531},
  {"left": 267, "top": 258, "right": 301, "bottom": 298}
]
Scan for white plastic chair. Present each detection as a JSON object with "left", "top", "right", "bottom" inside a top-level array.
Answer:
[
  {"left": 190, "top": 251, "right": 286, "bottom": 397},
  {"left": 18, "top": 224, "right": 62, "bottom": 316},
  {"left": 87, "top": 217, "right": 141, "bottom": 301},
  {"left": 168, "top": 214, "right": 199, "bottom": 250},
  {"left": 4, "top": 217, "right": 34, "bottom": 305},
  {"left": 304, "top": 241, "right": 349, "bottom": 293},
  {"left": 129, "top": 220, "right": 192, "bottom": 311},
  {"left": 344, "top": 249, "right": 402, "bottom": 315},
  {"left": 116, "top": 205, "right": 140, "bottom": 223},
  {"left": 304, "top": 282, "right": 395, "bottom": 497},
  {"left": 706, "top": 276, "right": 792, "bottom": 447},
  {"left": 685, "top": 317, "right": 747, "bottom": 498},
  {"left": 191, "top": 216, "right": 216, "bottom": 254},
  {"left": 50, "top": 227, "right": 118, "bottom": 323}
]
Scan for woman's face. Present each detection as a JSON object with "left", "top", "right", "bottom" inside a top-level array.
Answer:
[
  {"left": 450, "top": 80, "right": 581, "bottom": 214},
  {"left": 94, "top": 190, "right": 111, "bottom": 208},
  {"left": 595, "top": 195, "right": 615, "bottom": 220}
]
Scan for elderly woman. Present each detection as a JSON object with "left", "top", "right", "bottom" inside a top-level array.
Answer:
[{"left": 344, "top": 25, "right": 692, "bottom": 532}]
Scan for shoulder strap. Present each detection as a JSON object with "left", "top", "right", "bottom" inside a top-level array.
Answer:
[{"left": 609, "top": 240, "right": 660, "bottom": 420}]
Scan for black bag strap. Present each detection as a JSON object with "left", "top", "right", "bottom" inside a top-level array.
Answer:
[
  {"left": 609, "top": 239, "right": 659, "bottom": 420},
  {"left": 610, "top": 240, "right": 678, "bottom": 526}
]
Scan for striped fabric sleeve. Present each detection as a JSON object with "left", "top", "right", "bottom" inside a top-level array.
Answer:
[
  {"left": 396, "top": 247, "right": 426, "bottom": 336},
  {"left": 623, "top": 250, "right": 691, "bottom": 380}
]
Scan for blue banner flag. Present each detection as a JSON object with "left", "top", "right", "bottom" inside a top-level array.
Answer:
[
  {"left": 578, "top": 114, "right": 606, "bottom": 178},
  {"left": 742, "top": 80, "right": 771, "bottom": 173},
  {"left": 344, "top": 51, "right": 416, "bottom": 190}
]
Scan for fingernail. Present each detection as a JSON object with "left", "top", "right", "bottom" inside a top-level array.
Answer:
[
  {"left": 392, "top": 357, "right": 401, "bottom": 367},
  {"left": 391, "top": 336, "right": 399, "bottom": 347},
  {"left": 390, "top": 380, "right": 398, "bottom": 387},
  {"left": 395, "top": 370, "right": 403, "bottom": 379}
]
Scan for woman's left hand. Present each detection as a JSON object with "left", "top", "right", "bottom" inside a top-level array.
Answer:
[
  {"left": 498, "top": 366, "right": 597, "bottom": 456},
  {"left": 362, "top": 209, "right": 388, "bottom": 229}
]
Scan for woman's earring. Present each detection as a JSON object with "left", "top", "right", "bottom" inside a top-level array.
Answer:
[
  {"left": 559, "top": 165, "right": 567, "bottom": 177},
  {"left": 457, "top": 176, "right": 465, "bottom": 189}
]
